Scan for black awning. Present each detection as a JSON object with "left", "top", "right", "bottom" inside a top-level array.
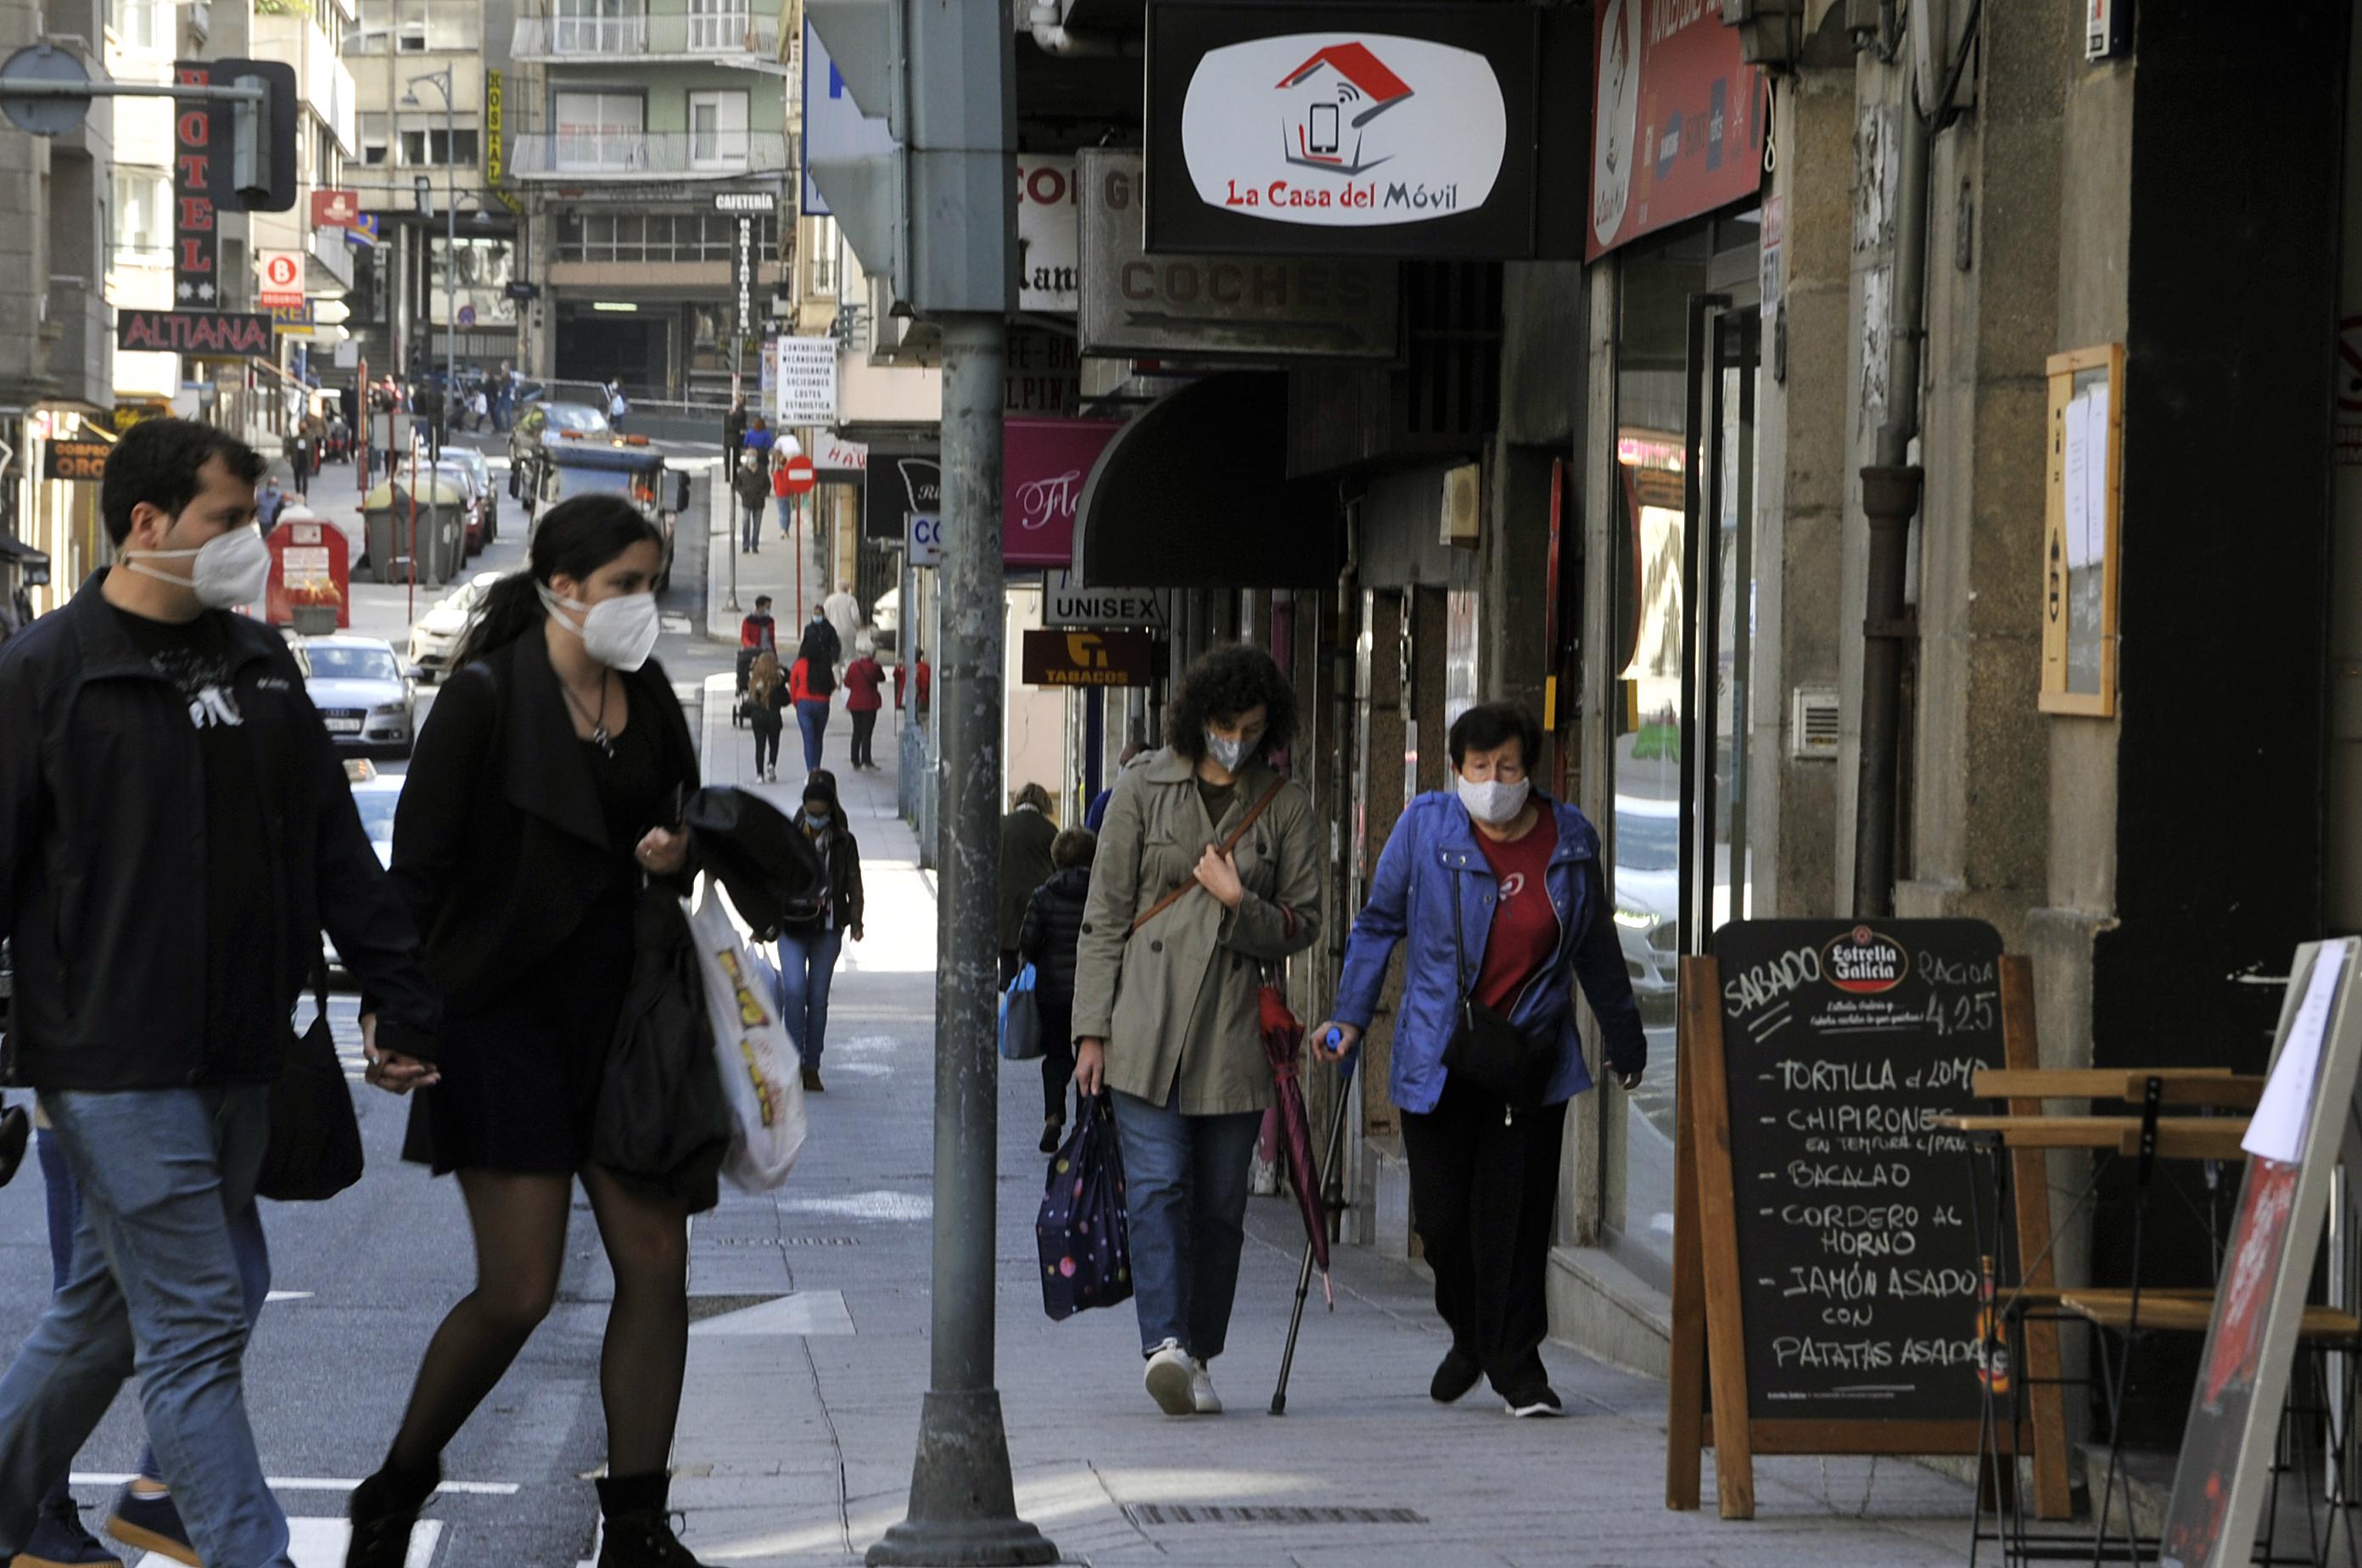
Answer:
[
  {"left": 1072, "top": 372, "right": 1341, "bottom": 590},
  {"left": 0, "top": 533, "right": 49, "bottom": 567}
]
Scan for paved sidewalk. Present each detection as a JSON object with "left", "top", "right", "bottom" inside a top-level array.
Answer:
[{"left": 662, "top": 686, "right": 1982, "bottom": 1566}]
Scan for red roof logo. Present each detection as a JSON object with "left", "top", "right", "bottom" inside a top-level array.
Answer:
[{"left": 1273, "top": 42, "right": 1415, "bottom": 177}]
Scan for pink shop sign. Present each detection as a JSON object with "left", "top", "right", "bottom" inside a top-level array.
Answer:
[{"left": 1005, "top": 417, "right": 1121, "bottom": 568}]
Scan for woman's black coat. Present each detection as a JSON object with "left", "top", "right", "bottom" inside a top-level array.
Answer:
[{"left": 383, "top": 627, "right": 700, "bottom": 1016}]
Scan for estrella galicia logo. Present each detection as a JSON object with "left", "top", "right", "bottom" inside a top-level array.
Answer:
[
  {"left": 1180, "top": 32, "right": 1508, "bottom": 227},
  {"left": 1822, "top": 926, "right": 1910, "bottom": 995}
]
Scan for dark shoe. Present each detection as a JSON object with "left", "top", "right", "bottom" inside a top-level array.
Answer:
[
  {"left": 802, "top": 1067, "right": 825, "bottom": 1093},
  {"left": 596, "top": 1474, "right": 709, "bottom": 1567},
  {"left": 1430, "top": 1347, "right": 1482, "bottom": 1404},
  {"left": 1501, "top": 1383, "right": 1564, "bottom": 1418},
  {"left": 344, "top": 1460, "right": 438, "bottom": 1568},
  {"left": 18, "top": 1494, "right": 123, "bottom": 1567},
  {"left": 1039, "top": 1117, "right": 1065, "bottom": 1155},
  {"left": 102, "top": 1486, "right": 189, "bottom": 1565}
]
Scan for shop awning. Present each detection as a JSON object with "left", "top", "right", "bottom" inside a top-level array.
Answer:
[
  {"left": 1072, "top": 372, "right": 1341, "bottom": 590},
  {"left": 0, "top": 534, "right": 50, "bottom": 568}
]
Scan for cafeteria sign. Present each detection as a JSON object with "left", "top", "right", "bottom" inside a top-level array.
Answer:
[{"left": 1146, "top": 3, "right": 1539, "bottom": 257}]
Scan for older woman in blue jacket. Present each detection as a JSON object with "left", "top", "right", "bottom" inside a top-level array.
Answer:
[{"left": 1313, "top": 701, "right": 1646, "bottom": 1418}]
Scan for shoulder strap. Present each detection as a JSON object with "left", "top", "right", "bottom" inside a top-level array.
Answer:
[{"left": 1126, "top": 775, "right": 1290, "bottom": 938}]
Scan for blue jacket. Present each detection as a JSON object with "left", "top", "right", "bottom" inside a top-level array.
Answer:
[{"left": 1334, "top": 792, "right": 1646, "bottom": 1113}]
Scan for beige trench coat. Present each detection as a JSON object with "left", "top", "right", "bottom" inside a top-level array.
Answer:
[{"left": 1071, "top": 747, "right": 1324, "bottom": 1115}]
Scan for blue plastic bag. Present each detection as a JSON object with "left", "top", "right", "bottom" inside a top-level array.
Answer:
[
  {"left": 999, "top": 961, "right": 1044, "bottom": 1061},
  {"left": 1037, "top": 1094, "right": 1132, "bottom": 1321}
]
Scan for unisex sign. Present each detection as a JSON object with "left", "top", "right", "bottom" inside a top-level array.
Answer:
[
  {"left": 1587, "top": 0, "right": 1764, "bottom": 259},
  {"left": 1079, "top": 150, "right": 1398, "bottom": 361},
  {"left": 1022, "top": 630, "right": 1158, "bottom": 689},
  {"left": 1145, "top": 4, "right": 1539, "bottom": 257},
  {"left": 1044, "top": 570, "right": 1167, "bottom": 630}
]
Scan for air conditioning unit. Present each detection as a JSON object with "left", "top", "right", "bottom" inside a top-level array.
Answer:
[
  {"left": 1439, "top": 462, "right": 1480, "bottom": 548},
  {"left": 1791, "top": 685, "right": 1841, "bottom": 759}
]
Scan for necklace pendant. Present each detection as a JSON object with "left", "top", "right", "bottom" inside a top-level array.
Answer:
[{"left": 593, "top": 724, "right": 613, "bottom": 757}]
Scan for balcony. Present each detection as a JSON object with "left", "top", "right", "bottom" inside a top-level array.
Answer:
[
  {"left": 45, "top": 279, "right": 114, "bottom": 410},
  {"left": 512, "top": 130, "right": 789, "bottom": 182},
  {"left": 510, "top": 11, "right": 783, "bottom": 66}
]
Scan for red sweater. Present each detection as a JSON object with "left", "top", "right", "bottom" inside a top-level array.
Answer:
[{"left": 843, "top": 657, "right": 885, "bottom": 713}]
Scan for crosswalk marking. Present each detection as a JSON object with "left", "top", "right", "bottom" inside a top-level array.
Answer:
[
  {"left": 70, "top": 1475, "right": 518, "bottom": 1496},
  {"left": 134, "top": 1519, "right": 443, "bottom": 1568},
  {"left": 688, "top": 1290, "right": 854, "bottom": 1337}
]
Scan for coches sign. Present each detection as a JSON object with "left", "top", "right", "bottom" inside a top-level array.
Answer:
[{"left": 1145, "top": 3, "right": 1541, "bottom": 258}]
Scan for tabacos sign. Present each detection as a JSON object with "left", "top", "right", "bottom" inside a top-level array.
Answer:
[
  {"left": 1146, "top": 3, "right": 1540, "bottom": 259},
  {"left": 1183, "top": 36, "right": 1505, "bottom": 225}
]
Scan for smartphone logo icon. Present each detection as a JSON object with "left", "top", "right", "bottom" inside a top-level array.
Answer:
[{"left": 1309, "top": 102, "right": 1339, "bottom": 156}]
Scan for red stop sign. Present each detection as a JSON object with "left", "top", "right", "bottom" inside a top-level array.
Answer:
[{"left": 780, "top": 453, "right": 818, "bottom": 496}]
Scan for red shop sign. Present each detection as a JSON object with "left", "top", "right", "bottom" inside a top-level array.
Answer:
[
  {"left": 1587, "top": 0, "right": 1765, "bottom": 260},
  {"left": 1003, "top": 417, "right": 1121, "bottom": 569}
]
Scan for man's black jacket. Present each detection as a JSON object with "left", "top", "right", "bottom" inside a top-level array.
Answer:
[{"left": 0, "top": 572, "right": 440, "bottom": 1089}]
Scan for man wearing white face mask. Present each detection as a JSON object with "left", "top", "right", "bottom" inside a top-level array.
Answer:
[
  {"left": 1314, "top": 701, "right": 1646, "bottom": 1420},
  {"left": 0, "top": 419, "right": 443, "bottom": 1567}
]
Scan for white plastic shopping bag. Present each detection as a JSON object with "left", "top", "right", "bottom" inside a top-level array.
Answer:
[{"left": 687, "top": 885, "right": 808, "bottom": 1190}]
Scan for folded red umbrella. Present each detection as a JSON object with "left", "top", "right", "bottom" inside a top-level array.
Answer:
[{"left": 1258, "top": 983, "right": 1331, "bottom": 1302}]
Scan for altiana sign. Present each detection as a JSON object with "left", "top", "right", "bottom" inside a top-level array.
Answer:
[
  {"left": 116, "top": 309, "right": 273, "bottom": 358},
  {"left": 1146, "top": 3, "right": 1539, "bottom": 258}
]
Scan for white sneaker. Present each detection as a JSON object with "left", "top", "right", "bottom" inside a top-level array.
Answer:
[
  {"left": 1144, "top": 1340, "right": 1195, "bottom": 1416},
  {"left": 1189, "top": 1357, "right": 1222, "bottom": 1414}
]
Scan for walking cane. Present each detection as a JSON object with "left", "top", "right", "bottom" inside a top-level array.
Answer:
[{"left": 1271, "top": 1051, "right": 1357, "bottom": 1416}]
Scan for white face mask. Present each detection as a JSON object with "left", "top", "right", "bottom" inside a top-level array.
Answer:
[
  {"left": 1456, "top": 774, "right": 1531, "bottom": 826},
  {"left": 540, "top": 584, "right": 660, "bottom": 671},
  {"left": 126, "top": 521, "right": 270, "bottom": 609},
  {"left": 1205, "top": 731, "right": 1251, "bottom": 773}
]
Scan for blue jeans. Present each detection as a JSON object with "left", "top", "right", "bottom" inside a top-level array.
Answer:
[
  {"left": 795, "top": 697, "right": 830, "bottom": 772},
  {"left": 774, "top": 495, "right": 794, "bottom": 537},
  {"left": 742, "top": 502, "right": 764, "bottom": 552},
  {"left": 35, "top": 1130, "right": 272, "bottom": 1504},
  {"left": 777, "top": 927, "right": 845, "bottom": 1067},
  {"left": 0, "top": 1088, "right": 290, "bottom": 1566},
  {"left": 1109, "top": 1092, "right": 1262, "bottom": 1362}
]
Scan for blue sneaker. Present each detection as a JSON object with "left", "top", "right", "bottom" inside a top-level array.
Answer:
[
  {"left": 104, "top": 1485, "right": 193, "bottom": 1565},
  {"left": 15, "top": 1492, "right": 124, "bottom": 1567}
]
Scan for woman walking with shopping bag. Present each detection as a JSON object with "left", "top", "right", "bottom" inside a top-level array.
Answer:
[
  {"left": 1312, "top": 702, "right": 1647, "bottom": 1419},
  {"left": 1072, "top": 642, "right": 1322, "bottom": 1417},
  {"left": 344, "top": 495, "right": 716, "bottom": 1568},
  {"left": 778, "top": 770, "right": 865, "bottom": 1094}
]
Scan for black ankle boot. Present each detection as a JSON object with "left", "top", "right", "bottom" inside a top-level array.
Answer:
[
  {"left": 344, "top": 1457, "right": 438, "bottom": 1568},
  {"left": 596, "top": 1472, "right": 710, "bottom": 1568}
]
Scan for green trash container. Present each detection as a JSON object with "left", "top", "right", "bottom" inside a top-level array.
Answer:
[{"left": 361, "top": 478, "right": 468, "bottom": 587}]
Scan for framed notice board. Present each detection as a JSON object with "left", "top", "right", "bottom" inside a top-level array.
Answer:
[
  {"left": 1665, "top": 920, "right": 2070, "bottom": 1520},
  {"left": 2040, "top": 343, "right": 2124, "bottom": 716}
]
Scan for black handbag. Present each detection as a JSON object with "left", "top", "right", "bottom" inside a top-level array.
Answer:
[
  {"left": 256, "top": 955, "right": 366, "bottom": 1203},
  {"left": 1439, "top": 870, "right": 1558, "bottom": 1110}
]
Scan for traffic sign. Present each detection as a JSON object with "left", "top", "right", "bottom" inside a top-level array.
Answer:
[
  {"left": 258, "top": 249, "right": 304, "bottom": 308},
  {"left": 779, "top": 453, "right": 818, "bottom": 496}
]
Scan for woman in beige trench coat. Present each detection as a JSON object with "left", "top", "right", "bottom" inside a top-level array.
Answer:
[{"left": 1072, "top": 642, "right": 1324, "bottom": 1417}]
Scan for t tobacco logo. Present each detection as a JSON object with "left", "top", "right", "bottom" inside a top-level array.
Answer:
[
  {"left": 1822, "top": 926, "right": 1910, "bottom": 996},
  {"left": 1180, "top": 32, "right": 1508, "bottom": 228}
]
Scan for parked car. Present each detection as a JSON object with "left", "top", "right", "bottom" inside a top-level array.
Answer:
[
  {"left": 1611, "top": 792, "right": 1679, "bottom": 1027},
  {"left": 298, "top": 635, "right": 418, "bottom": 759},
  {"left": 433, "top": 458, "right": 490, "bottom": 557},
  {"left": 407, "top": 569, "right": 505, "bottom": 683},
  {"left": 507, "top": 400, "right": 611, "bottom": 514},
  {"left": 443, "top": 445, "right": 497, "bottom": 545},
  {"left": 870, "top": 586, "right": 900, "bottom": 653}
]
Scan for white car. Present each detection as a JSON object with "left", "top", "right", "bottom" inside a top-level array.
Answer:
[
  {"left": 327, "top": 762, "right": 404, "bottom": 982},
  {"left": 1611, "top": 793, "right": 1679, "bottom": 1025},
  {"left": 870, "top": 586, "right": 900, "bottom": 652},
  {"left": 299, "top": 636, "right": 417, "bottom": 760},
  {"left": 407, "top": 569, "right": 505, "bottom": 681}
]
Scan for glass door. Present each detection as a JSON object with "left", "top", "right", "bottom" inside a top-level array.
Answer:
[{"left": 1682, "top": 300, "right": 1761, "bottom": 952}]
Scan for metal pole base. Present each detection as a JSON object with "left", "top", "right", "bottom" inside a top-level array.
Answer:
[{"left": 865, "top": 1391, "right": 1059, "bottom": 1566}]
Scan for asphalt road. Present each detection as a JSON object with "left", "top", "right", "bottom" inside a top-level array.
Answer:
[{"left": 0, "top": 430, "right": 731, "bottom": 1565}]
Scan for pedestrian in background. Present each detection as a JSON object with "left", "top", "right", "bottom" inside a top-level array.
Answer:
[
  {"left": 787, "top": 641, "right": 831, "bottom": 775},
  {"left": 1314, "top": 701, "right": 1646, "bottom": 1420},
  {"left": 0, "top": 418, "right": 441, "bottom": 1568},
  {"left": 255, "top": 472, "right": 287, "bottom": 536},
  {"left": 770, "top": 445, "right": 798, "bottom": 540},
  {"left": 743, "top": 413, "right": 774, "bottom": 462},
  {"left": 893, "top": 648, "right": 930, "bottom": 720},
  {"left": 1018, "top": 827, "right": 1096, "bottom": 1153},
  {"left": 723, "top": 395, "right": 747, "bottom": 461},
  {"left": 823, "top": 580, "right": 861, "bottom": 673},
  {"left": 778, "top": 769, "right": 865, "bottom": 1095},
  {"left": 1086, "top": 738, "right": 1145, "bottom": 832},
  {"left": 346, "top": 494, "right": 713, "bottom": 1568},
  {"left": 742, "top": 651, "right": 786, "bottom": 784},
  {"left": 605, "top": 379, "right": 628, "bottom": 430},
  {"left": 842, "top": 641, "right": 884, "bottom": 770},
  {"left": 470, "top": 387, "right": 490, "bottom": 434},
  {"left": 999, "top": 781, "right": 1058, "bottom": 984},
  {"left": 1072, "top": 641, "right": 1322, "bottom": 1419},
  {"left": 732, "top": 452, "right": 769, "bottom": 557}
]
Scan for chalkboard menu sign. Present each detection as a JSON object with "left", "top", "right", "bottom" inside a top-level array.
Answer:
[{"left": 1712, "top": 918, "right": 2003, "bottom": 1422}]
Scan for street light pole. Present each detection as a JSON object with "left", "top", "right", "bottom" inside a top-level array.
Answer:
[{"left": 406, "top": 67, "right": 458, "bottom": 452}]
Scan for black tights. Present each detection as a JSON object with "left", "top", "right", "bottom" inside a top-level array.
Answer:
[{"left": 385, "top": 1165, "right": 690, "bottom": 1482}]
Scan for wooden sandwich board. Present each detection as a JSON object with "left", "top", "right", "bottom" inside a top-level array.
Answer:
[{"left": 1665, "top": 920, "right": 2071, "bottom": 1521}]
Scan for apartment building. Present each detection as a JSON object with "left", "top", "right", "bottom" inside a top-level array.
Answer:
[{"left": 507, "top": 0, "right": 792, "bottom": 398}]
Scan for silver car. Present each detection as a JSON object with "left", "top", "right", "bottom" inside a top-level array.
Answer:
[{"left": 298, "top": 636, "right": 418, "bottom": 759}]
